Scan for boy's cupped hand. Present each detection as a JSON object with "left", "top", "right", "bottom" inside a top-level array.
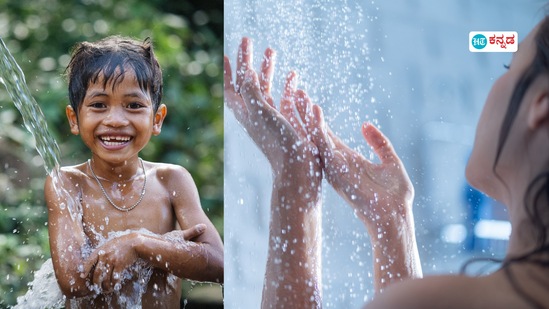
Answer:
[{"left": 80, "top": 223, "right": 206, "bottom": 293}]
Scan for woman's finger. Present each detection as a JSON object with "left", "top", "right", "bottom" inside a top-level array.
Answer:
[
  {"left": 240, "top": 69, "right": 269, "bottom": 113},
  {"left": 295, "top": 89, "right": 315, "bottom": 140},
  {"left": 236, "top": 37, "right": 253, "bottom": 92},
  {"left": 311, "top": 105, "right": 335, "bottom": 168},
  {"left": 361, "top": 123, "right": 398, "bottom": 164},
  {"left": 260, "top": 48, "right": 276, "bottom": 107},
  {"left": 280, "top": 72, "right": 306, "bottom": 137},
  {"left": 224, "top": 55, "right": 235, "bottom": 93}
]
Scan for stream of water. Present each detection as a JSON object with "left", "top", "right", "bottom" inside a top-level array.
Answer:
[
  {"left": 0, "top": 36, "right": 69, "bottom": 309},
  {"left": 0, "top": 38, "right": 60, "bottom": 175}
]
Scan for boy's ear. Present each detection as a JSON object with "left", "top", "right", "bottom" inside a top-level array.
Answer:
[
  {"left": 66, "top": 105, "right": 80, "bottom": 135},
  {"left": 153, "top": 104, "right": 167, "bottom": 136}
]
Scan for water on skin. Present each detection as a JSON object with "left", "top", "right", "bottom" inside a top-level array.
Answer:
[
  {"left": 0, "top": 37, "right": 154, "bottom": 308},
  {"left": 225, "top": 0, "right": 380, "bottom": 306}
]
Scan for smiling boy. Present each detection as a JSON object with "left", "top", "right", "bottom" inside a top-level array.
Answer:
[{"left": 44, "top": 36, "right": 223, "bottom": 308}]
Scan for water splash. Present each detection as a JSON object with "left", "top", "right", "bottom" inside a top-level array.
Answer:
[
  {"left": 1, "top": 36, "right": 76, "bottom": 309},
  {"left": 0, "top": 37, "right": 60, "bottom": 175},
  {"left": 11, "top": 259, "right": 65, "bottom": 309}
]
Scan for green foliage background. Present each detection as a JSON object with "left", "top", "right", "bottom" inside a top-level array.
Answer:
[{"left": 0, "top": 0, "right": 223, "bottom": 306}]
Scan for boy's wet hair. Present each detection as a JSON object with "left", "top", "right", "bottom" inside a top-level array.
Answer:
[{"left": 66, "top": 35, "right": 163, "bottom": 115}]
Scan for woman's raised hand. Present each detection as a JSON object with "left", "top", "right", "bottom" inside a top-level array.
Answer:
[
  {"left": 310, "top": 104, "right": 414, "bottom": 230},
  {"left": 224, "top": 37, "right": 322, "bottom": 183}
]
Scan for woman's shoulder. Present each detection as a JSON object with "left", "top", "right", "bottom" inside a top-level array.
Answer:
[{"left": 365, "top": 272, "right": 526, "bottom": 309}]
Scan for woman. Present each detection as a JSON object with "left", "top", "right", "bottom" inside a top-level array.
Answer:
[{"left": 224, "top": 15, "right": 549, "bottom": 308}]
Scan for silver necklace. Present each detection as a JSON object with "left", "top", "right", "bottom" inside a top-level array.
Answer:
[{"left": 87, "top": 158, "right": 146, "bottom": 212}]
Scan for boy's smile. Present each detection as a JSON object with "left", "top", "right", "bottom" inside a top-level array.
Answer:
[
  {"left": 66, "top": 68, "right": 166, "bottom": 168},
  {"left": 99, "top": 135, "right": 132, "bottom": 149}
]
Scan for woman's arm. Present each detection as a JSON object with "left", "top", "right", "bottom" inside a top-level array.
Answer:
[
  {"left": 225, "top": 37, "right": 323, "bottom": 308},
  {"left": 310, "top": 105, "right": 422, "bottom": 294}
]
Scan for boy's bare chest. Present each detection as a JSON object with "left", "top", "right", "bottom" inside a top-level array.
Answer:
[{"left": 79, "top": 179, "right": 176, "bottom": 243}]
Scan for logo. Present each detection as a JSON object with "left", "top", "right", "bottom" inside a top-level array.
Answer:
[
  {"left": 471, "top": 34, "right": 487, "bottom": 50},
  {"left": 469, "top": 31, "right": 518, "bottom": 53}
]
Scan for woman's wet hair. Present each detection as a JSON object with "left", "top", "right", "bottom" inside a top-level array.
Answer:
[
  {"left": 488, "top": 16, "right": 549, "bottom": 309},
  {"left": 495, "top": 16, "right": 549, "bottom": 251},
  {"left": 65, "top": 35, "right": 163, "bottom": 116}
]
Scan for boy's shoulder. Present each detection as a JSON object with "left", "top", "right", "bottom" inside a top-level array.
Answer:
[
  {"left": 145, "top": 161, "right": 190, "bottom": 176},
  {"left": 144, "top": 162, "right": 198, "bottom": 201},
  {"left": 51, "top": 162, "right": 89, "bottom": 182},
  {"left": 44, "top": 163, "right": 89, "bottom": 200},
  {"left": 144, "top": 161, "right": 194, "bottom": 185}
]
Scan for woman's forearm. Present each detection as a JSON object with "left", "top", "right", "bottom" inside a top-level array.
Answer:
[
  {"left": 262, "top": 173, "right": 323, "bottom": 309},
  {"left": 362, "top": 204, "right": 422, "bottom": 294}
]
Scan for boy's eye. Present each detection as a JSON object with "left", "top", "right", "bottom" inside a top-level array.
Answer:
[
  {"left": 89, "top": 102, "right": 106, "bottom": 108},
  {"left": 503, "top": 64, "right": 510, "bottom": 70},
  {"left": 127, "top": 102, "right": 144, "bottom": 109},
  {"left": 128, "top": 102, "right": 142, "bottom": 109}
]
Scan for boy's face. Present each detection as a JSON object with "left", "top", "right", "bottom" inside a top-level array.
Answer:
[{"left": 66, "top": 68, "right": 166, "bottom": 165}]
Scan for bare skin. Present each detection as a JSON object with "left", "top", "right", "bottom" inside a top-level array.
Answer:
[
  {"left": 46, "top": 69, "right": 223, "bottom": 308},
  {"left": 225, "top": 38, "right": 323, "bottom": 308},
  {"left": 309, "top": 107, "right": 422, "bottom": 293},
  {"left": 365, "top": 19, "right": 549, "bottom": 309},
  {"left": 227, "top": 16, "right": 549, "bottom": 309}
]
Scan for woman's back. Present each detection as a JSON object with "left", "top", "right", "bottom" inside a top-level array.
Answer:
[{"left": 367, "top": 266, "right": 549, "bottom": 309}]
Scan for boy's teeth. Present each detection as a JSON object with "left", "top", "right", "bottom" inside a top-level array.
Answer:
[
  {"left": 102, "top": 136, "right": 130, "bottom": 141},
  {"left": 101, "top": 136, "right": 131, "bottom": 145}
]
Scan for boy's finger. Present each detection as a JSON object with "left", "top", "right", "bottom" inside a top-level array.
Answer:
[
  {"left": 93, "top": 261, "right": 105, "bottom": 288},
  {"left": 81, "top": 252, "right": 98, "bottom": 278},
  {"left": 236, "top": 37, "right": 253, "bottom": 92},
  {"left": 102, "top": 263, "right": 115, "bottom": 293},
  {"left": 182, "top": 223, "right": 207, "bottom": 240},
  {"left": 112, "top": 268, "right": 124, "bottom": 291}
]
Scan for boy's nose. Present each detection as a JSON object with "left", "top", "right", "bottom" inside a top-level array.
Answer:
[{"left": 103, "top": 106, "right": 129, "bottom": 127}]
